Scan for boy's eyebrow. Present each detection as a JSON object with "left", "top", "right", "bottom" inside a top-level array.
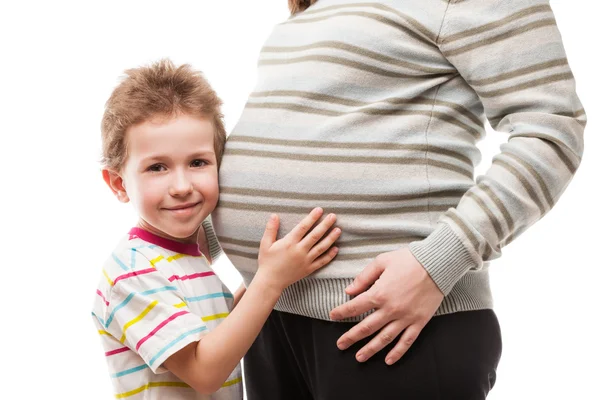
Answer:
[
  {"left": 192, "top": 151, "right": 216, "bottom": 156},
  {"left": 140, "top": 151, "right": 216, "bottom": 164},
  {"left": 139, "top": 155, "right": 170, "bottom": 164}
]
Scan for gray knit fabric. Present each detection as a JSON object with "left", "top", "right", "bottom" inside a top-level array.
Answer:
[{"left": 211, "top": 0, "right": 586, "bottom": 321}]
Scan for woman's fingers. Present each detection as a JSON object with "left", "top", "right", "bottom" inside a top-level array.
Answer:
[
  {"left": 330, "top": 290, "right": 377, "bottom": 323},
  {"left": 286, "top": 207, "right": 323, "bottom": 242},
  {"left": 384, "top": 324, "right": 423, "bottom": 365},
  {"left": 300, "top": 212, "right": 337, "bottom": 250},
  {"left": 344, "top": 260, "right": 385, "bottom": 296},
  {"left": 353, "top": 320, "right": 406, "bottom": 363}
]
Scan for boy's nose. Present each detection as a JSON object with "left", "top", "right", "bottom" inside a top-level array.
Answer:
[{"left": 169, "top": 172, "right": 193, "bottom": 196}]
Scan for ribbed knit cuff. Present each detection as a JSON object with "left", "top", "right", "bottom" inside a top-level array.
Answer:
[{"left": 408, "top": 223, "right": 478, "bottom": 295}]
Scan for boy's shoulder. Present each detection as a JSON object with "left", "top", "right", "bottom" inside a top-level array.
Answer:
[{"left": 99, "top": 233, "right": 166, "bottom": 286}]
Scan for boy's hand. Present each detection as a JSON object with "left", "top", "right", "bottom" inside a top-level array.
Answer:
[{"left": 255, "top": 207, "right": 340, "bottom": 293}]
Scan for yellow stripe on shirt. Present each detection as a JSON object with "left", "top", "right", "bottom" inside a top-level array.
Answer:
[
  {"left": 167, "top": 253, "right": 186, "bottom": 262},
  {"left": 222, "top": 377, "right": 242, "bottom": 387},
  {"left": 103, "top": 269, "right": 114, "bottom": 286},
  {"left": 120, "top": 300, "right": 158, "bottom": 343},
  {"left": 202, "top": 313, "right": 230, "bottom": 322},
  {"left": 115, "top": 381, "right": 191, "bottom": 398},
  {"left": 149, "top": 255, "right": 164, "bottom": 267}
]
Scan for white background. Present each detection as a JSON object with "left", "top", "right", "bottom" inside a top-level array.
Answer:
[{"left": 1, "top": 1, "right": 598, "bottom": 399}]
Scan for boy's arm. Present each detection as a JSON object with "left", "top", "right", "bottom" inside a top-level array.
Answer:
[
  {"left": 164, "top": 275, "right": 287, "bottom": 393},
  {"left": 164, "top": 208, "right": 340, "bottom": 394},
  {"left": 232, "top": 284, "right": 246, "bottom": 309}
]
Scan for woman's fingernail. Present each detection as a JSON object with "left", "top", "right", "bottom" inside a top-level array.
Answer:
[
  {"left": 385, "top": 358, "right": 393, "bottom": 365},
  {"left": 356, "top": 353, "right": 365, "bottom": 362},
  {"left": 337, "top": 341, "right": 347, "bottom": 350}
]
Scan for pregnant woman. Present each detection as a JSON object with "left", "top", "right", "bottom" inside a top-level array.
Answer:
[{"left": 212, "top": 1, "right": 586, "bottom": 398}]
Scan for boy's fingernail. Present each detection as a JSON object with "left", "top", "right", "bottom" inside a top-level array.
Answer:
[{"left": 270, "top": 214, "right": 277, "bottom": 221}]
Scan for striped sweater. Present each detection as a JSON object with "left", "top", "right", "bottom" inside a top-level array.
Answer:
[{"left": 211, "top": 0, "right": 586, "bottom": 321}]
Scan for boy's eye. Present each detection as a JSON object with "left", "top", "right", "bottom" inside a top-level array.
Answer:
[
  {"left": 148, "top": 164, "right": 166, "bottom": 172},
  {"left": 190, "top": 159, "right": 206, "bottom": 168}
]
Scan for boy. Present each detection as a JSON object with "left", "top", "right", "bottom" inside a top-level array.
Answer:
[{"left": 91, "top": 59, "right": 341, "bottom": 399}]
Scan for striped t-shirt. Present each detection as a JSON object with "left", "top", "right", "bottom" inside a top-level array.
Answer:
[
  {"left": 91, "top": 221, "right": 242, "bottom": 399},
  {"left": 212, "top": 0, "right": 586, "bottom": 320}
]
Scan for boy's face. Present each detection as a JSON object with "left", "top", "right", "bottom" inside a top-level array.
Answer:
[{"left": 104, "top": 114, "right": 219, "bottom": 243}]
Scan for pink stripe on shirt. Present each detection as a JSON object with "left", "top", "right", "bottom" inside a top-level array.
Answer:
[
  {"left": 168, "top": 271, "right": 215, "bottom": 282},
  {"left": 113, "top": 268, "right": 156, "bottom": 286},
  {"left": 135, "top": 310, "right": 191, "bottom": 351},
  {"left": 105, "top": 346, "right": 130, "bottom": 357},
  {"left": 97, "top": 289, "right": 109, "bottom": 306}
]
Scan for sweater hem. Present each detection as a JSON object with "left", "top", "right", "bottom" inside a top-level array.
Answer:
[{"left": 240, "top": 268, "right": 492, "bottom": 322}]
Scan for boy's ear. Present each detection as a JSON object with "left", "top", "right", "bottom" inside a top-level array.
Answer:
[{"left": 102, "top": 169, "right": 130, "bottom": 203}]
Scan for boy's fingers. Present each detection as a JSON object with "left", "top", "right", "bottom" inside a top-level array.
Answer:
[
  {"left": 287, "top": 207, "right": 323, "bottom": 242},
  {"left": 308, "top": 227, "right": 342, "bottom": 260},
  {"left": 311, "top": 246, "right": 339, "bottom": 271},
  {"left": 300, "top": 213, "right": 337, "bottom": 250},
  {"left": 259, "top": 214, "right": 279, "bottom": 251}
]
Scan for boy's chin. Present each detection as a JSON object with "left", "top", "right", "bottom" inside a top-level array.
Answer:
[{"left": 166, "top": 228, "right": 200, "bottom": 243}]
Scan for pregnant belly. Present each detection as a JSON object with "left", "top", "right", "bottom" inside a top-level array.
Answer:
[{"left": 211, "top": 152, "right": 465, "bottom": 277}]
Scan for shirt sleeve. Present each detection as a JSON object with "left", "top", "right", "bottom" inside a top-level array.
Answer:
[
  {"left": 103, "top": 256, "right": 208, "bottom": 373},
  {"left": 408, "top": 0, "right": 586, "bottom": 295}
]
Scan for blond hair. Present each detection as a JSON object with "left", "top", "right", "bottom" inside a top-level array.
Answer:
[
  {"left": 288, "top": 0, "right": 318, "bottom": 14},
  {"left": 101, "top": 59, "right": 226, "bottom": 170}
]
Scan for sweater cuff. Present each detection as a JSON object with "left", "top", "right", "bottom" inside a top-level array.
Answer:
[{"left": 408, "top": 223, "right": 478, "bottom": 295}]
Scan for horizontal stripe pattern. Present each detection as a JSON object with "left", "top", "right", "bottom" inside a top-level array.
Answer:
[
  {"left": 220, "top": 186, "right": 466, "bottom": 202},
  {"left": 212, "top": 0, "right": 585, "bottom": 327},
  {"left": 168, "top": 271, "right": 215, "bottom": 282},
  {"left": 135, "top": 310, "right": 190, "bottom": 351},
  {"left": 244, "top": 102, "right": 483, "bottom": 138},
  {"left": 93, "top": 228, "right": 240, "bottom": 399},
  {"left": 148, "top": 326, "right": 207, "bottom": 367},
  {"left": 115, "top": 381, "right": 191, "bottom": 399},
  {"left": 262, "top": 41, "right": 451, "bottom": 74}
]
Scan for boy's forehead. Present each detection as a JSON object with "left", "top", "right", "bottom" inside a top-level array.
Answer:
[{"left": 126, "top": 114, "right": 215, "bottom": 153}]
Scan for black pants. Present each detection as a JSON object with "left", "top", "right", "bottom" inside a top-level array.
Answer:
[{"left": 244, "top": 309, "right": 502, "bottom": 400}]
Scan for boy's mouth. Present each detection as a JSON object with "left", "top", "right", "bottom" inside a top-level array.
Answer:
[{"left": 164, "top": 201, "right": 201, "bottom": 211}]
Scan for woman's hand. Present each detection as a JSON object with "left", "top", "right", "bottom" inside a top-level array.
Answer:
[
  {"left": 329, "top": 247, "right": 444, "bottom": 365},
  {"left": 255, "top": 207, "right": 341, "bottom": 294}
]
